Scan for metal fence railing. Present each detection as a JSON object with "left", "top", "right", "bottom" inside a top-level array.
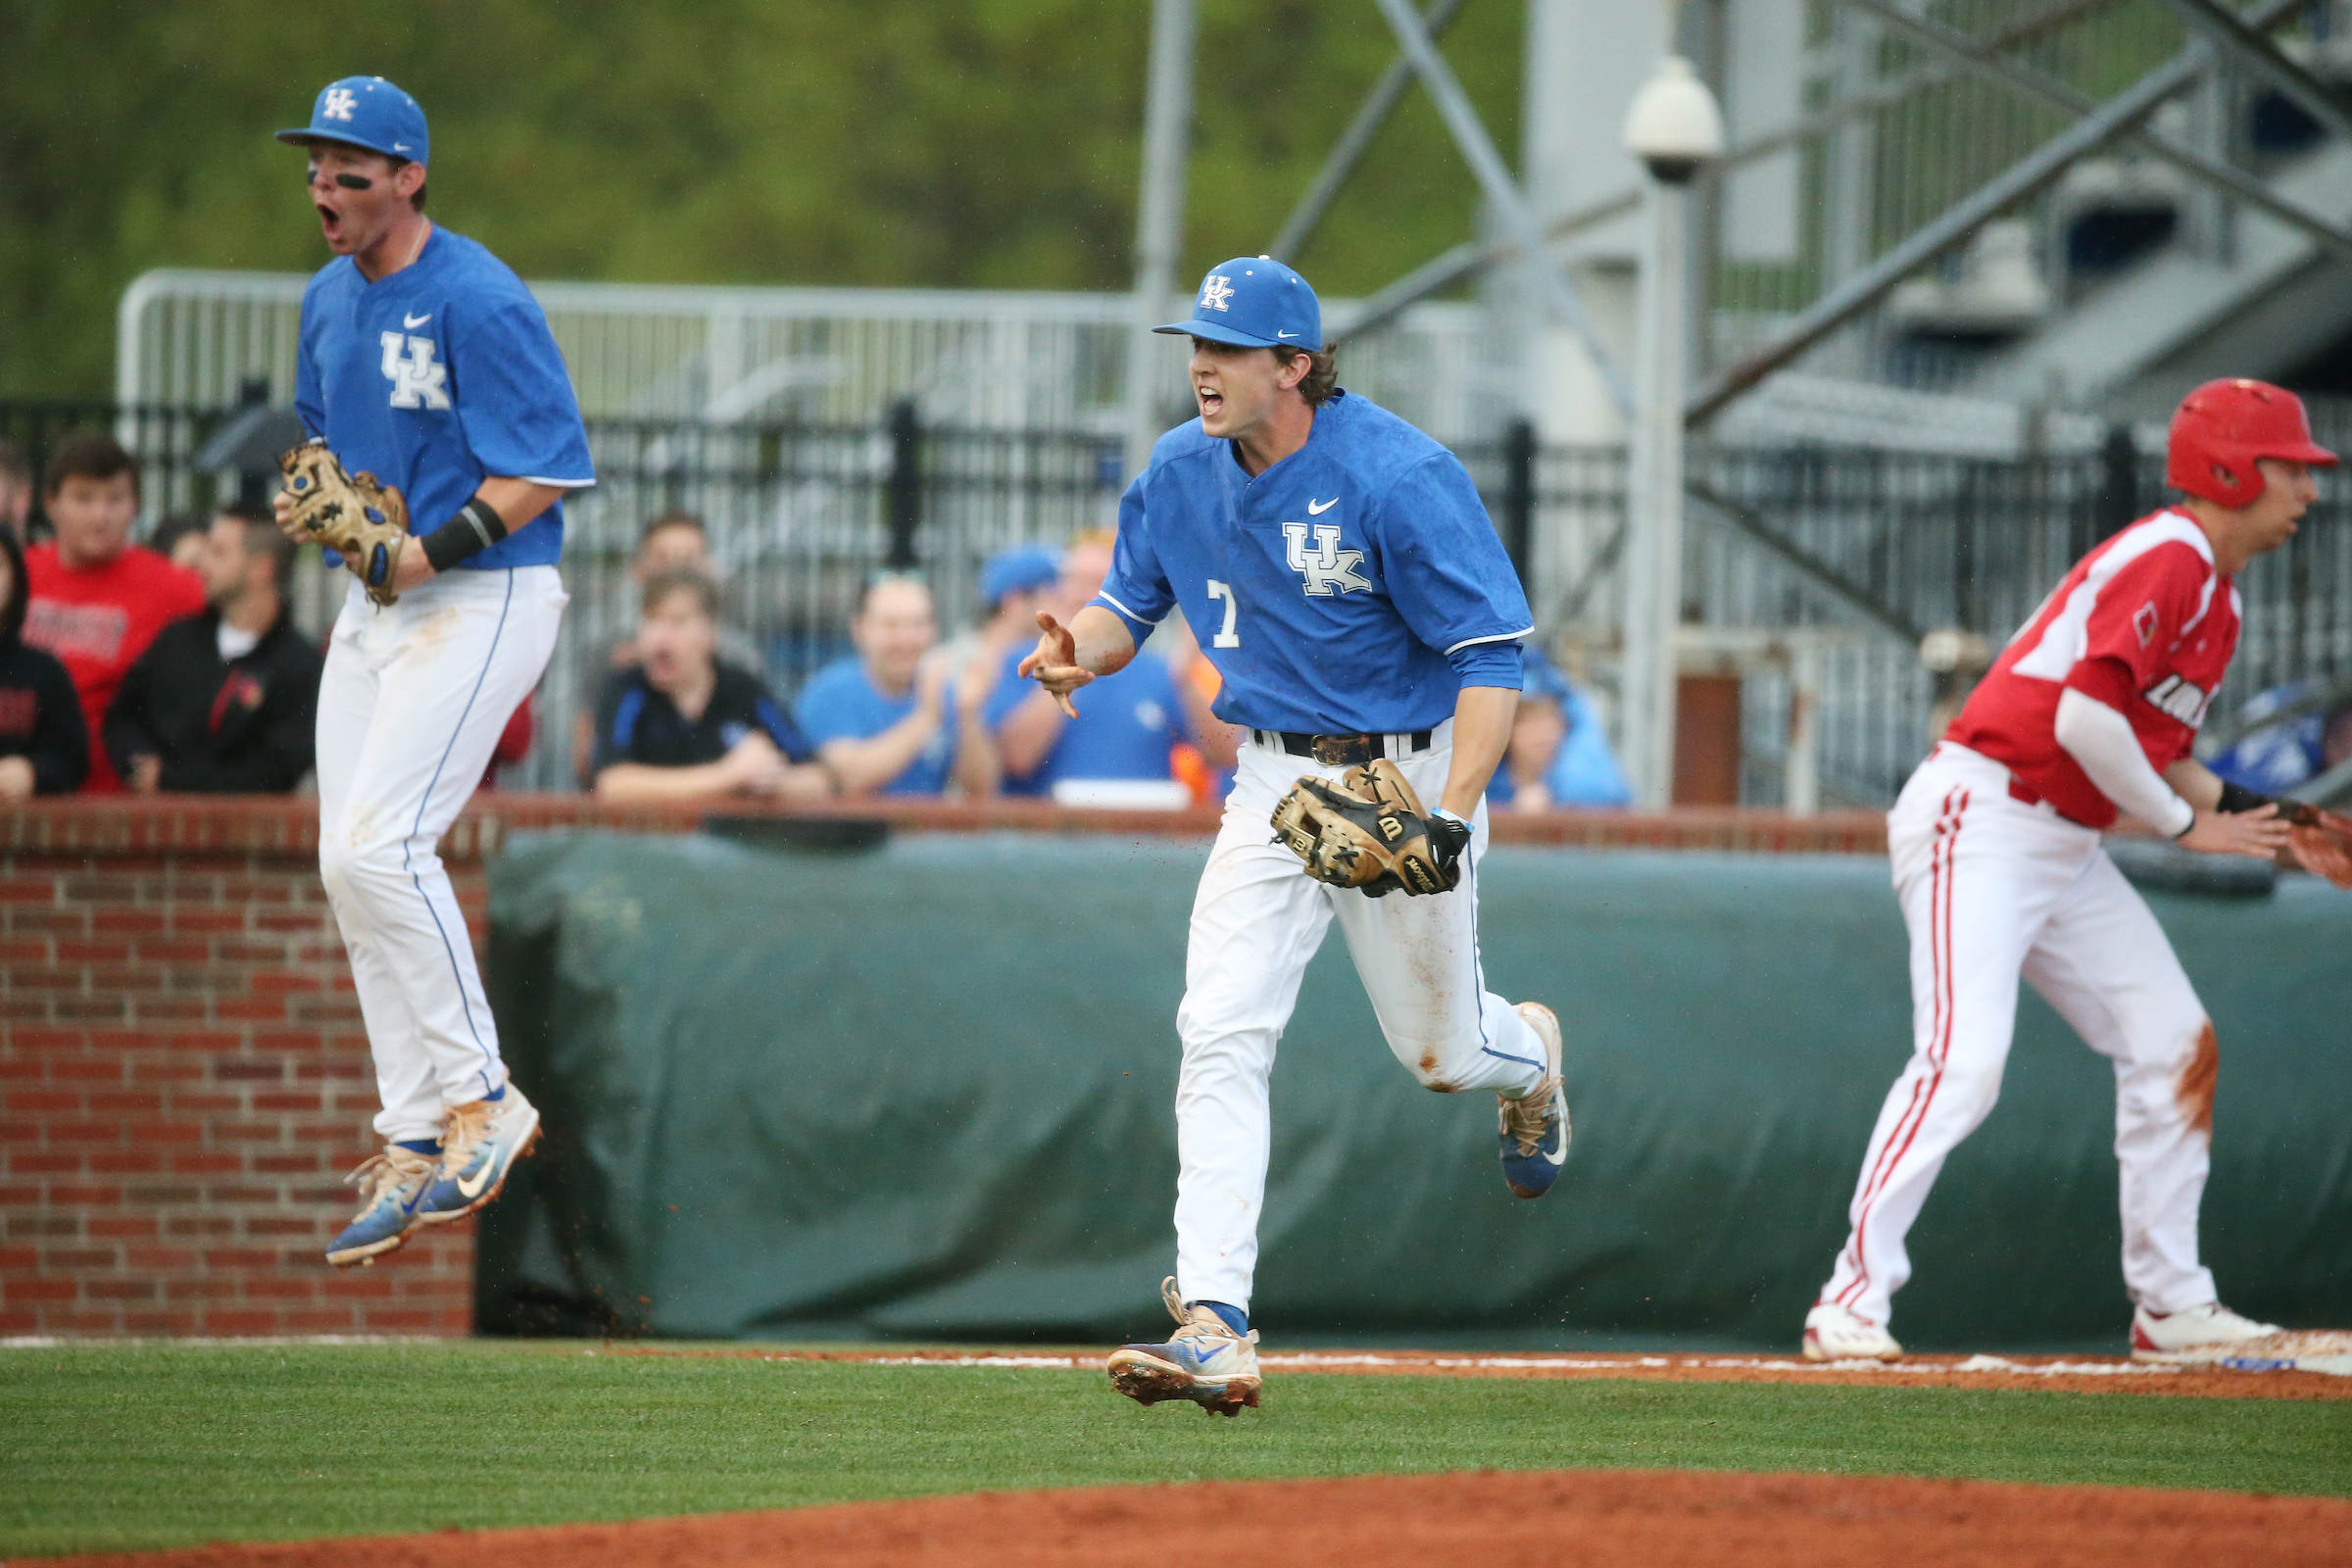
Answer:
[{"left": 6, "top": 397, "right": 2348, "bottom": 805}]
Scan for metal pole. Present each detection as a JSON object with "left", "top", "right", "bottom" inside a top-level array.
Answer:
[
  {"left": 1124, "top": 0, "right": 1197, "bottom": 481},
  {"left": 2163, "top": 0, "right": 2352, "bottom": 144},
  {"left": 885, "top": 399, "right": 922, "bottom": 570},
  {"left": 1688, "top": 0, "right": 2309, "bottom": 426},
  {"left": 1843, "top": 0, "right": 2352, "bottom": 270},
  {"left": 1368, "top": 0, "right": 1635, "bottom": 415},
  {"left": 1624, "top": 177, "right": 1690, "bottom": 808},
  {"left": 1499, "top": 417, "right": 1536, "bottom": 586},
  {"left": 1268, "top": 0, "right": 1471, "bottom": 264}
]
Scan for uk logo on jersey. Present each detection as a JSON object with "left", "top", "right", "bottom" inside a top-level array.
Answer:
[
  {"left": 1200, "top": 274, "right": 1235, "bottom": 312},
  {"left": 379, "top": 332, "right": 452, "bottom": 410},
  {"left": 2144, "top": 673, "right": 2214, "bottom": 726},
  {"left": 322, "top": 88, "right": 358, "bottom": 122},
  {"left": 1284, "top": 521, "right": 1373, "bottom": 596}
]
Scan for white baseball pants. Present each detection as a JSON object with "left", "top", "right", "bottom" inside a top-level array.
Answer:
[
  {"left": 1819, "top": 743, "right": 2220, "bottom": 1328},
  {"left": 316, "top": 567, "right": 567, "bottom": 1144},
  {"left": 1173, "top": 725, "right": 1549, "bottom": 1313}
]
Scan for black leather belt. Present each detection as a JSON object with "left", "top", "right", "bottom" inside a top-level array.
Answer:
[{"left": 1251, "top": 729, "right": 1434, "bottom": 766}]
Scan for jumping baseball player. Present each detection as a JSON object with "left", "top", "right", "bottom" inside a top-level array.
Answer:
[
  {"left": 1019, "top": 259, "right": 1567, "bottom": 1414},
  {"left": 270, "top": 78, "right": 593, "bottom": 1268},
  {"left": 1803, "top": 379, "right": 2336, "bottom": 1364}
]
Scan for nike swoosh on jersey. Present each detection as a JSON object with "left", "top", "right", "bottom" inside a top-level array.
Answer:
[
  {"left": 1307, "top": 497, "right": 1338, "bottom": 514},
  {"left": 455, "top": 1159, "right": 495, "bottom": 1200},
  {"left": 403, "top": 313, "right": 432, "bottom": 328}
]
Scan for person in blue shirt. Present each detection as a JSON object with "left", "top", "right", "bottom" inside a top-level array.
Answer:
[
  {"left": 987, "top": 534, "right": 1224, "bottom": 799},
  {"left": 270, "top": 77, "right": 593, "bottom": 1270},
  {"left": 2204, "top": 676, "right": 2352, "bottom": 796},
  {"left": 1015, "top": 259, "right": 1570, "bottom": 1415},
  {"left": 1486, "top": 650, "right": 1632, "bottom": 810},
  {"left": 795, "top": 573, "right": 992, "bottom": 797}
]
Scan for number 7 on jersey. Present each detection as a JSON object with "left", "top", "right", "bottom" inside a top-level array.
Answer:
[{"left": 1205, "top": 579, "right": 1242, "bottom": 648}]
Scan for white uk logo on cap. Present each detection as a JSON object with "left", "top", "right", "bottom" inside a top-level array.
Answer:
[
  {"left": 322, "top": 88, "right": 358, "bottom": 121},
  {"left": 1200, "top": 274, "right": 1234, "bottom": 312}
]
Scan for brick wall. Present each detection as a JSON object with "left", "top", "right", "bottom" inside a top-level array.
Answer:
[
  {"left": 0, "top": 803, "right": 485, "bottom": 1337},
  {"left": 1, "top": 794, "right": 1883, "bottom": 1340}
]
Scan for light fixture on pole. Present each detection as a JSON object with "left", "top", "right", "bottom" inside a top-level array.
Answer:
[{"left": 1620, "top": 46, "right": 1723, "bottom": 809}]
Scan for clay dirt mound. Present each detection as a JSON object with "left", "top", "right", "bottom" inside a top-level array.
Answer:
[{"left": 46, "top": 1469, "right": 2352, "bottom": 1568}]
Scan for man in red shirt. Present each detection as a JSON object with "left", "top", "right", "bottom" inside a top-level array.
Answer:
[
  {"left": 23, "top": 432, "right": 206, "bottom": 792},
  {"left": 1803, "top": 379, "right": 2333, "bottom": 1367}
]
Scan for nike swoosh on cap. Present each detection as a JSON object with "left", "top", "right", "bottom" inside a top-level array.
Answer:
[
  {"left": 1307, "top": 497, "right": 1338, "bottom": 514},
  {"left": 1277, "top": 331, "right": 1299, "bottom": 339},
  {"left": 404, "top": 313, "right": 431, "bottom": 328}
]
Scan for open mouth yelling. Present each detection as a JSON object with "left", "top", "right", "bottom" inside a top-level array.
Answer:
[
  {"left": 1196, "top": 385, "right": 1224, "bottom": 420},
  {"left": 317, "top": 202, "right": 346, "bottom": 246}
]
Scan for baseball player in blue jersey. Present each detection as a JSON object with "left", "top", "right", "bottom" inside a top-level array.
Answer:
[
  {"left": 270, "top": 78, "right": 594, "bottom": 1269},
  {"left": 1020, "top": 259, "right": 1568, "bottom": 1414}
]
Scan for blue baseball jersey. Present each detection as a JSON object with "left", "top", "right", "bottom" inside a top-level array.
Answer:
[
  {"left": 985, "top": 643, "right": 1185, "bottom": 796},
  {"left": 1092, "top": 390, "right": 1528, "bottom": 735},
  {"left": 794, "top": 657, "right": 956, "bottom": 796},
  {"left": 295, "top": 227, "right": 593, "bottom": 570}
]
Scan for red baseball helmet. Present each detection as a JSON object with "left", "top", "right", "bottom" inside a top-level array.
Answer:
[{"left": 2166, "top": 378, "right": 2337, "bottom": 508}]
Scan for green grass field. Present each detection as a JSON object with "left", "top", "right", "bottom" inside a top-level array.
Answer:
[{"left": 3, "top": 1343, "right": 2348, "bottom": 1559}]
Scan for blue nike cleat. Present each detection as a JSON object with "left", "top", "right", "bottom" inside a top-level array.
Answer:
[
  {"left": 325, "top": 1146, "right": 439, "bottom": 1268},
  {"left": 416, "top": 1084, "right": 541, "bottom": 1225},
  {"left": 1498, "top": 1001, "right": 1570, "bottom": 1199},
  {"left": 1106, "top": 1277, "right": 1263, "bottom": 1416}
]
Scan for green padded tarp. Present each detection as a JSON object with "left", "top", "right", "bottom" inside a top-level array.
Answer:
[{"left": 475, "top": 830, "right": 2352, "bottom": 1351}]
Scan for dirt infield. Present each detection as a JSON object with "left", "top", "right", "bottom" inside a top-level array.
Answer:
[
  {"left": 576, "top": 1339, "right": 2352, "bottom": 1400},
  {"left": 47, "top": 1469, "right": 2352, "bottom": 1568}
]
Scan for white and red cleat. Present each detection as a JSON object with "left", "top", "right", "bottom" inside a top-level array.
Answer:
[
  {"left": 1802, "top": 1300, "right": 1903, "bottom": 1362},
  {"left": 2130, "top": 1301, "right": 2280, "bottom": 1363}
]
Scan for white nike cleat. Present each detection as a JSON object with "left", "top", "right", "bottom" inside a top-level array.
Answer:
[
  {"left": 2130, "top": 1301, "right": 2282, "bottom": 1363},
  {"left": 1802, "top": 1300, "right": 1903, "bottom": 1362},
  {"left": 1497, "top": 1002, "right": 1570, "bottom": 1199},
  {"left": 415, "top": 1084, "right": 541, "bottom": 1225},
  {"left": 1106, "top": 1278, "right": 1263, "bottom": 1416}
]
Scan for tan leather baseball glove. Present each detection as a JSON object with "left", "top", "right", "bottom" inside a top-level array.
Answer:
[
  {"left": 277, "top": 438, "right": 410, "bottom": 607},
  {"left": 1271, "top": 757, "right": 1463, "bottom": 897}
]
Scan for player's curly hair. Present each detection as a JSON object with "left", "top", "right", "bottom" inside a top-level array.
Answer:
[{"left": 1279, "top": 347, "right": 1340, "bottom": 408}]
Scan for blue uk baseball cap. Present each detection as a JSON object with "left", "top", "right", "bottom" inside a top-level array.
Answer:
[
  {"left": 276, "top": 76, "right": 429, "bottom": 164},
  {"left": 980, "top": 544, "right": 1061, "bottom": 609},
  {"left": 1155, "top": 258, "right": 1322, "bottom": 351}
]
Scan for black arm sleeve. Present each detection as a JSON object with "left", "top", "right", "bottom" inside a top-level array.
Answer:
[{"left": 28, "top": 654, "right": 89, "bottom": 795}]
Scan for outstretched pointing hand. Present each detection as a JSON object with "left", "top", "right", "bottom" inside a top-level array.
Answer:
[{"left": 1017, "top": 611, "right": 1093, "bottom": 718}]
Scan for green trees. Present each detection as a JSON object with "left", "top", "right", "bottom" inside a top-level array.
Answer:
[{"left": 0, "top": 0, "right": 1521, "bottom": 397}]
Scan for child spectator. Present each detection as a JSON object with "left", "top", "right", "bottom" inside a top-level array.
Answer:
[
  {"left": 22, "top": 432, "right": 205, "bottom": 792},
  {"left": 1486, "top": 652, "right": 1631, "bottom": 810},
  {"left": 592, "top": 570, "right": 832, "bottom": 804},
  {"left": 0, "top": 528, "right": 88, "bottom": 798},
  {"left": 571, "top": 511, "right": 767, "bottom": 784},
  {"left": 105, "top": 507, "right": 322, "bottom": 794},
  {"left": 794, "top": 573, "right": 993, "bottom": 797}
]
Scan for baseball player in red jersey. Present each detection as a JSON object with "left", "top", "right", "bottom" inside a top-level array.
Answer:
[{"left": 1803, "top": 379, "right": 2336, "bottom": 1365}]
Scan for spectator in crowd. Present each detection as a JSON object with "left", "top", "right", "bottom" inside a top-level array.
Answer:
[
  {"left": 22, "top": 431, "right": 205, "bottom": 792},
  {"left": 0, "top": 528, "right": 88, "bottom": 798},
  {"left": 986, "top": 532, "right": 1213, "bottom": 799},
  {"left": 571, "top": 510, "right": 766, "bottom": 783},
  {"left": 2206, "top": 676, "right": 2352, "bottom": 795},
  {"left": 0, "top": 441, "right": 31, "bottom": 545},
  {"left": 104, "top": 507, "right": 322, "bottom": 795},
  {"left": 794, "top": 572, "right": 994, "bottom": 797},
  {"left": 1486, "top": 652, "right": 1631, "bottom": 810},
  {"left": 147, "top": 513, "right": 216, "bottom": 574},
  {"left": 592, "top": 570, "right": 833, "bottom": 804}
]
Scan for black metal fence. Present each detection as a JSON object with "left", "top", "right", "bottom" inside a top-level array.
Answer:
[{"left": 5, "top": 398, "right": 2348, "bottom": 802}]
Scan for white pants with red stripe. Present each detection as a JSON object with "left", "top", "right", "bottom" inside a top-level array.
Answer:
[
  {"left": 1819, "top": 743, "right": 2220, "bottom": 1329},
  {"left": 1171, "top": 726, "right": 1548, "bottom": 1314},
  {"left": 315, "top": 568, "right": 567, "bottom": 1145}
]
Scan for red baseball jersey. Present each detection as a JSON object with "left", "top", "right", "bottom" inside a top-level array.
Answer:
[
  {"left": 1946, "top": 509, "right": 2238, "bottom": 829},
  {"left": 23, "top": 544, "right": 208, "bottom": 793}
]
